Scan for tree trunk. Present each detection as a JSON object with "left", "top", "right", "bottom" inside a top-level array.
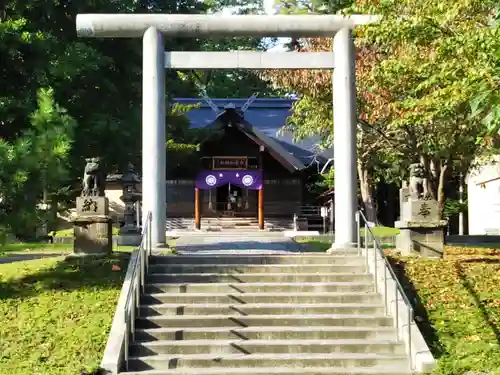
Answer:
[
  {"left": 357, "top": 161, "right": 377, "bottom": 224},
  {"left": 437, "top": 161, "right": 449, "bottom": 219},
  {"left": 420, "top": 155, "right": 437, "bottom": 200}
]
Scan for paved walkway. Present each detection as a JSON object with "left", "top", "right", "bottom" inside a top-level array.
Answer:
[{"left": 170, "top": 233, "right": 309, "bottom": 255}]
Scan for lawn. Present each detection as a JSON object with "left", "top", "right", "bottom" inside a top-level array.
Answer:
[
  {"left": 0, "top": 242, "right": 72, "bottom": 256},
  {"left": 360, "top": 225, "right": 400, "bottom": 237},
  {"left": 55, "top": 227, "right": 120, "bottom": 237},
  {"left": 0, "top": 248, "right": 130, "bottom": 375},
  {"left": 303, "top": 238, "right": 500, "bottom": 375},
  {"left": 0, "top": 242, "right": 135, "bottom": 257},
  {"left": 295, "top": 226, "right": 399, "bottom": 252}
]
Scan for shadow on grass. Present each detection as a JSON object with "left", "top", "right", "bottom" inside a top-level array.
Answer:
[
  {"left": 298, "top": 240, "right": 331, "bottom": 252},
  {"left": 455, "top": 257, "right": 500, "bottom": 344},
  {"left": 0, "top": 252, "right": 130, "bottom": 301},
  {"left": 0, "top": 252, "right": 69, "bottom": 265},
  {"left": 386, "top": 256, "right": 446, "bottom": 359},
  {"left": 0, "top": 242, "right": 71, "bottom": 255}
]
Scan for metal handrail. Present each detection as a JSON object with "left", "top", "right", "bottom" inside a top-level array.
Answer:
[
  {"left": 356, "top": 210, "right": 414, "bottom": 371},
  {"left": 123, "top": 211, "right": 152, "bottom": 371}
]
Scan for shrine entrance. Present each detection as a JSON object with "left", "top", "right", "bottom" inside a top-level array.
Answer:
[
  {"left": 195, "top": 167, "right": 263, "bottom": 226},
  {"left": 76, "top": 13, "right": 375, "bottom": 246},
  {"left": 216, "top": 184, "right": 246, "bottom": 215}
]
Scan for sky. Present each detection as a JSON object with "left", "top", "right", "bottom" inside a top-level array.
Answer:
[
  {"left": 263, "top": 0, "right": 289, "bottom": 51},
  {"left": 263, "top": 0, "right": 276, "bottom": 14}
]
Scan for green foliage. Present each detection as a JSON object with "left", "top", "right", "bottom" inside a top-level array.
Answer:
[
  {"left": 0, "top": 88, "right": 75, "bottom": 237},
  {"left": 443, "top": 198, "right": 468, "bottom": 219},
  {"left": 0, "top": 252, "right": 130, "bottom": 375},
  {"left": 266, "top": 0, "right": 499, "bottom": 217},
  {"left": 308, "top": 167, "right": 335, "bottom": 197},
  {"left": 0, "top": 0, "right": 276, "bottom": 236}
]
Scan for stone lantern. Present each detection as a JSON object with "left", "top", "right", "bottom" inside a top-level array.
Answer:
[{"left": 119, "top": 162, "right": 141, "bottom": 234}]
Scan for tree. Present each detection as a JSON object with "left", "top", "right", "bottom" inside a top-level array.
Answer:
[
  {"left": 263, "top": 0, "right": 498, "bottom": 219},
  {"left": 0, "top": 88, "right": 75, "bottom": 237},
  {"left": 355, "top": 0, "right": 498, "bottom": 215},
  {"left": 0, "top": 0, "right": 277, "bottom": 237}
]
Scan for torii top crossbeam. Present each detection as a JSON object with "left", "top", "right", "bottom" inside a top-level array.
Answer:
[{"left": 76, "top": 14, "right": 379, "bottom": 38}]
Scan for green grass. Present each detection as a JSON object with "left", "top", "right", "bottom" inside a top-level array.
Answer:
[
  {"left": 0, "top": 251, "right": 130, "bottom": 375},
  {"left": 296, "top": 239, "right": 331, "bottom": 252},
  {"left": 360, "top": 225, "right": 400, "bottom": 237},
  {"left": 304, "top": 238, "right": 500, "bottom": 374},
  {"left": 55, "top": 227, "right": 120, "bottom": 237},
  {"left": 295, "top": 226, "right": 399, "bottom": 252},
  {"left": 0, "top": 242, "right": 72, "bottom": 256},
  {"left": 0, "top": 242, "right": 136, "bottom": 257}
]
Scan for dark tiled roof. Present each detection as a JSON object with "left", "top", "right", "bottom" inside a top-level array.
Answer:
[{"left": 173, "top": 98, "right": 330, "bottom": 165}]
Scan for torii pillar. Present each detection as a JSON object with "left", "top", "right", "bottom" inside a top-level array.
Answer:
[{"left": 75, "top": 14, "right": 378, "bottom": 249}]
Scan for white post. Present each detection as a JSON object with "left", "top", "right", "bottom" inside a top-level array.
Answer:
[
  {"left": 142, "top": 27, "right": 166, "bottom": 247},
  {"left": 332, "top": 27, "right": 357, "bottom": 249},
  {"left": 459, "top": 172, "right": 464, "bottom": 235}
]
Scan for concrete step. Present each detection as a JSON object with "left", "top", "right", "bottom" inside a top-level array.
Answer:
[
  {"left": 148, "top": 264, "right": 367, "bottom": 274},
  {"left": 122, "top": 367, "right": 410, "bottom": 375},
  {"left": 139, "top": 302, "right": 385, "bottom": 316},
  {"left": 142, "top": 292, "right": 383, "bottom": 305},
  {"left": 135, "top": 326, "right": 398, "bottom": 342},
  {"left": 126, "top": 353, "right": 409, "bottom": 371},
  {"left": 149, "top": 255, "right": 364, "bottom": 265},
  {"left": 130, "top": 339, "right": 406, "bottom": 356},
  {"left": 147, "top": 273, "right": 370, "bottom": 284},
  {"left": 135, "top": 314, "right": 394, "bottom": 329},
  {"left": 144, "top": 282, "right": 374, "bottom": 294}
]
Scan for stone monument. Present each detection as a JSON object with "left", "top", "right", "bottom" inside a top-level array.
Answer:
[
  {"left": 71, "top": 157, "right": 112, "bottom": 255},
  {"left": 119, "top": 162, "right": 141, "bottom": 235},
  {"left": 395, "top": 163, "right": 448, "bottom": 258}
]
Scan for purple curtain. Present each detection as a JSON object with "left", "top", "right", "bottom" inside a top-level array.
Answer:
[{"left": 195, "top": 170, "right": 263, "bottom": 190}]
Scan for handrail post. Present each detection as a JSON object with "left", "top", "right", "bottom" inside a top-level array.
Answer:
[
  {"left": 148, "top": 214, "right": 153, "bottom": 255},
  {"left": 122, "top": 211, "right": 153, "bottom": 371},
  {"left": 355, "top": 211, "right": 360, "bottom": 256},
  {"left": 140, "top": 246, "right": 145, "bottom": 294},
  {"left": 384, "top": 261, "right": 388, "bottom": 315},
  {"left": 124, "top": 309, "right": 129, "bottom": 370},
  {"left": 135, "top": 270, "right": 140, "bottom": 322},
  {"left": 409, "top": 307, "right": 414, "bottom": 370},
  {"left": 364, "top": 223, "right": 368, "bottom": 272},
  {"left": 373, "top": 233, "right": 378, "bottom": 293},
  {"left": 357, "top": 209, "right": 415, "bottom": 371},
  {"left": 395, "top": 282, "right": 400, "bottom": 340}
]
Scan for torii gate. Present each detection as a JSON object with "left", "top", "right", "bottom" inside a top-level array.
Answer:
[{"left": 76, "top": 13, "right": 378, "bottom": 249}]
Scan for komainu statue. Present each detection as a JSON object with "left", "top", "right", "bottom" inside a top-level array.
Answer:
[
  {"left": 409, "top": 162, "right": 429, "bottom": 199},
  {"left": 81, "top": 157, "right": 105, "bottom": 197}
]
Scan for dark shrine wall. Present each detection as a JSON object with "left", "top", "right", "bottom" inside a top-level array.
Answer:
[{"left": 166, "top": 125, "right": 304, "bottom": 217}]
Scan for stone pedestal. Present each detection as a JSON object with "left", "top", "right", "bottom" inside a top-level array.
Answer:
[
  {"left": 119, "top": 194, "right": 141, "bottom": 235},
  {"left": 395, "top": 220, "right": 448, "bottom": 258},
  {"left": 395, "top": 196, "right": 447, "bottom": 258},
  {"left": 72, "top": 197, "right": 112, "bottom": 255}
]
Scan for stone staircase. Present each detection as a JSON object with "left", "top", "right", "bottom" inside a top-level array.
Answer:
[
  {"left": 166, "top": 217, "right": 294, "bottom": 232},
  {"left": 202, "top": 217, "right": 293, "bottom": 232},
  {"left": 122, "top": 252, "right": 411, "bottom": 374}
]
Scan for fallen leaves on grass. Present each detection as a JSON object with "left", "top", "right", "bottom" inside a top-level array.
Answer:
[{"left": 389, "top": 246, "right": 500, "bottom": 375}]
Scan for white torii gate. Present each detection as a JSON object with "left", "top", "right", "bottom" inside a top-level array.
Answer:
[{"left": 76, "top": 13, "right": 378, "bottom": 249}]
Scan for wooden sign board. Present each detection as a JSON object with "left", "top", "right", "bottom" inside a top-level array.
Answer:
[{"left": 213, "top": 157, "right": 248, "bottom": 170}]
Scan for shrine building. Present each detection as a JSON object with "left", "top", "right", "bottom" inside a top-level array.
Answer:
[{"left": 166, "top": 98, "right": 329, "bottom": 230}]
